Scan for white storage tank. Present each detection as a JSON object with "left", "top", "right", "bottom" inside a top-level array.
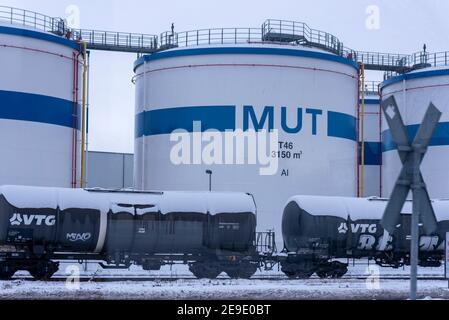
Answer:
[
  {"left": 360, "top": 84, "right": 381, "bottom": 197},
  {"left": 133, "top": 22, "right": 359, "bottom": 237},
  {"left": 381, "top": 64, "right": 449, "bottom": 198},
  {"left": 0, "top": 12, "right": 83, "bottom": 187}
]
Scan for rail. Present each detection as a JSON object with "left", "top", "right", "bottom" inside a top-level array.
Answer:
[
  {"left": 1, "top": 6, "right": 448, "bottom": 73},
  {"left": 410, "top": 51, "right": 449, "bottom": 69},
  {"left": 354, "top": 51, "right": 411, "bottom": 72},
  {"left": 160, "top": 27, "right": 262, "bottom": 49},
  {"left": 0, "top": 5, "right": 65, "bottom": 35},
  {"left": 262, "top": 19, "right": 347, "bottom": 56},
  {"left": 0, "top": 5, "right": 158, "bottom": 54},
  {"left": 362, "top": 81, "right": 381, "bottom": 96},
  {"left": 70, "top": 29, "right": 158, "bottom": 53},
  {"left": 256, "top": 231, "right": 277, "bottom": 256}
]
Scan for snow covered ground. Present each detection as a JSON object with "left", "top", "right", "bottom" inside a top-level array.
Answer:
[
  {"left": 1, "top": 278, "right": 448, "bottom": 300},
  {"left": 1, "top": 261, "right": 448, "bottom": 300}
]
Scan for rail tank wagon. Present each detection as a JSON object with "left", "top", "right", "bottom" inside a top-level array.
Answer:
[
  {"left": 133, "top": 21, "right": 359, "bottom": 243},
  {"left": 381, "top": 65, "right": 449, "bottom": 198},
  {"left": 0, "top": 185, "right": 258, "bottom": 280},
  {"left": 281, "top": 195, "right": 449, "bottom": 278},
  {"left": 0, "top": 15, "right": 83, "bottom": 187}
]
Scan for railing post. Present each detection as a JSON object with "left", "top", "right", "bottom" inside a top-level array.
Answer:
[
  {"left": 221, "top": 29, "right": 223, "bottom": 44},
  {"left": 197, "top": 30, "right": 199, "bottom": 45},
  {"left": 208, "top": 29, "right": 211, "bottom": 45}
]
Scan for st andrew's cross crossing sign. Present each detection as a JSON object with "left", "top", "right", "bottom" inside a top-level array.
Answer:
[
  {"left": 381, "top": 95, "right": 441, "bottom": 300},
  {"left": 381, "top": 95, "right": 440, "bottom": 235}
]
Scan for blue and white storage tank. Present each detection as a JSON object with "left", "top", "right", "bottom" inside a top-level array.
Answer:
[
  {"left": 0, "top": 8, "right": 82, "bottom": 187},
  {"left": 381, "top": 59, "right": 449, "bottom": 199},
  {"left": 133, "top": 21, "right": 360, "bottom": 237}
]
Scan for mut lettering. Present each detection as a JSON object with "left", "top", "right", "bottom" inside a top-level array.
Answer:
[
  {"left": 243, "top": 106, "right": 323, "bottom": 135},
  {"left": 9, "top": 213, "right": 56, "bottom": 227},
  {"left": 66, "top": 233, "right": 92, "bottom": 242},
  {"left": 338, "top": 222, "right": 377, "bottom": 234}
]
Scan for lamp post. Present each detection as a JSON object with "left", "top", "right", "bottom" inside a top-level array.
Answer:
[{"left": 206, "top": 170, "right": 212, "bottom": 192}]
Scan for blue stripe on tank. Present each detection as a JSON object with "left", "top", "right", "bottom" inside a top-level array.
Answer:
[
  {"left": 0, "top": 90, "right": 80, "bottom": 129},
  {"left": 382, "top": 122, "right": 449, "bottom": 152},
  {"left": 327, "top": 111, "right": 357, "bottom": 141},
  {"left": 135, "top": 106, "right": 358, "bottom": 144},
  {"left": 135, "top": 106, "right": 236, "bottom": 137}
]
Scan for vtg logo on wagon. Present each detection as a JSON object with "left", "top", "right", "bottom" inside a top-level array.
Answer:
[{"left": 9, "top": 213, "right": 56, "bottom": 227}]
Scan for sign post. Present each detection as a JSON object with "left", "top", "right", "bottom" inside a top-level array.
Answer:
[
  {"left": 445, "top": 232, "right": 449, "bottom": 284},
  {"left": 381, "top": 96, "right": 441, "bottom": 300}
]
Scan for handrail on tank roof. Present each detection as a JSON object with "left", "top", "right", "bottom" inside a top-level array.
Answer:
[
  {"left": 0, "top": 5, "right": 66, "bottom": 35},
  {"left": 2, "top": 5, "right": 449, "bottom": 73},
  {"left": 158, "top": 19, "right": 357, "bottom": 58},
  {"left": 0, "top": 5, "right": 159, "bottom": 53},
  {"left": 383, "top": 50, "right": 449, "bottom": 80},
  {"left": 362, "top": 81, "right": 381, "bottom": 96}
]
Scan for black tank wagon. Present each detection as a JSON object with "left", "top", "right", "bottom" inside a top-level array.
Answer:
[
  {"left": 0, "top": 186, "right": 259, "bottom": 280},
  {"left": 281, "top": 196, "right": 449, "bottom": 279}
]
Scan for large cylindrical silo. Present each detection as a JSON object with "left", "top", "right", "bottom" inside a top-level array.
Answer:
[
  {"left": 134, "top": 42, "right": 359, "bottom": 237},
  {"left": 0, "top": 21, "right": 83, "bottom": 187},
  {"left": 381, "top": 66, "right": 449, "bottom": 198}
]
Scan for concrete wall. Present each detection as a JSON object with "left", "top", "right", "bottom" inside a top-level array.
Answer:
[{"left": 86, "top": 151, "right": 133, "bottom": 189}]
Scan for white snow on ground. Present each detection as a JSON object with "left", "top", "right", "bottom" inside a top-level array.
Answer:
[
  {"left": 2, "top": 261, "right": 449, "bottom": 300},
  {"left": 1, "top": 278, "right": 449, "bottom": 300}
]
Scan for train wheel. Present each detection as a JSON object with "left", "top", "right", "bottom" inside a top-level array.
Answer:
[
  {"left": 316, "top": 262, "right": 348, "bottom": 279},
  {"left": 29, "top": 261, "right": 59, "bottom": 281},
  {"left": 284, "top": 270, "right": 314, "bottom": 279},
  {"left": 225, "top": 262, "right": 258, "bottom": 279},
  {"left": 189, "top": 262, "right": 222, "bottom": 279},
  {"left": 281, "top": 261, "right": 315, "bottom": 279}
]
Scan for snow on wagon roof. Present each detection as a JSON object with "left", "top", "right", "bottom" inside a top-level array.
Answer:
[
  {"left": 0, "top": 185, "right": 256, "bottom": 215},
  {"left": 288, "top": 195, "right": 449, "bottom": 222}
]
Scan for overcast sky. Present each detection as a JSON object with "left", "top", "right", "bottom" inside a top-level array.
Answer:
[{"left": 4, "top": 0, "right": 449, "bottom": 153}]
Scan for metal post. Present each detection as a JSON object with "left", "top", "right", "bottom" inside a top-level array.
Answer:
[
  {"left": 206, "top": 170, "right": 212, "bottom": 192},
  {"left": 410, "top": 148, "right": 421, "bottom": 300}
]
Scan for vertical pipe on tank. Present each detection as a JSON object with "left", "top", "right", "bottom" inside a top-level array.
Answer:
[
  {"left": 81, "top": 42, "right": 88, "bottom": 188},
  {"left": 378, "top": 83, "right": 383, "bottom": 197},
  {"left": 71, "top": 50, "right": 80, "bottom": 188},
  {"left": 360, "top": 63, "right": 366, "bottom": 197}
]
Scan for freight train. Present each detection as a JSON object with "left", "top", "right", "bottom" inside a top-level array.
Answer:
[
  {"left": 281, "top": 196, "right": 449, "bottom": 278},
  {"left": 0, "top": 186, "right": 448, "bottom": 281},
  {"left": 0, "top": 186, "right": 259, "bottom": 280}
]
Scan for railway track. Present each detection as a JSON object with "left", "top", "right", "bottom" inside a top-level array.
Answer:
[{"left": 8, "top": 274, "right": 448, "bottom": 282}]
